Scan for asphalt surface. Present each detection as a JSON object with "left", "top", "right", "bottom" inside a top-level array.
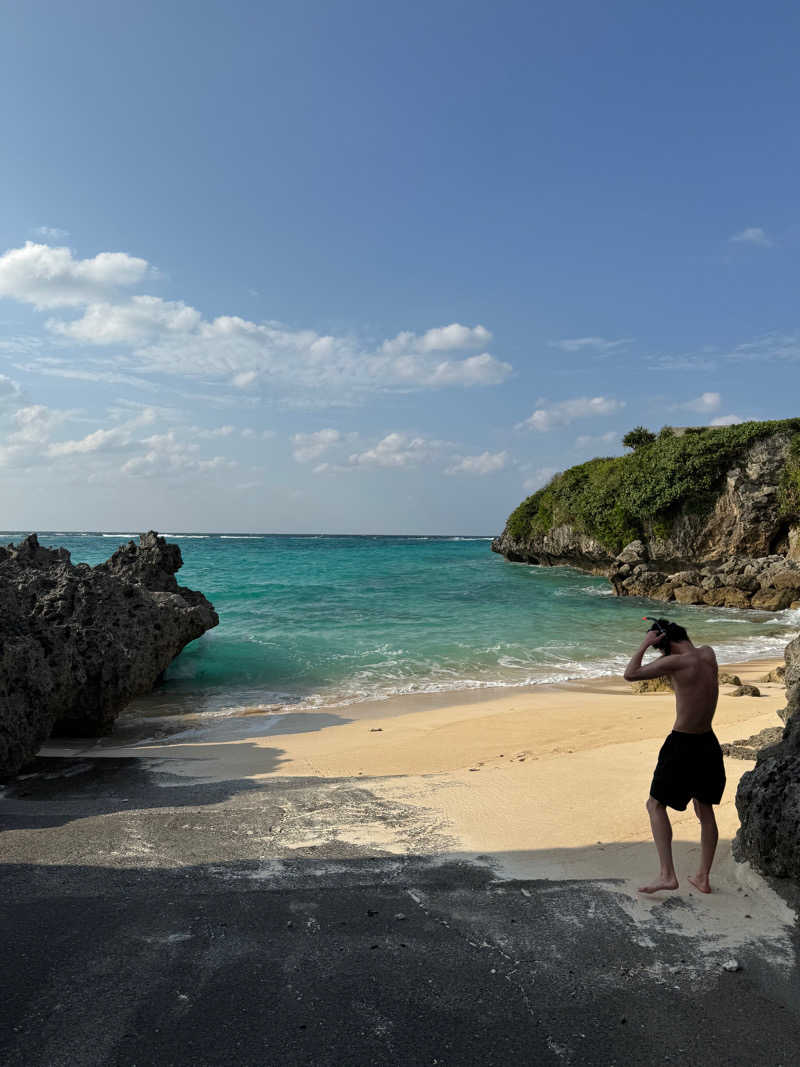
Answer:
[{"left": 2, "top": 754, "right": 799, "bottom": 1066}]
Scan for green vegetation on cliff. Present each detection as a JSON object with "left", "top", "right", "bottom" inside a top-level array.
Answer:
[{"left": 506, "top": 418, "right": 800, "bottom": 555}]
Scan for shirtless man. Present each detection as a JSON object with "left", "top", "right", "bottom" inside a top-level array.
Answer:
[{"left": 623, "top": 618, "right": 725, "bottom": 894}]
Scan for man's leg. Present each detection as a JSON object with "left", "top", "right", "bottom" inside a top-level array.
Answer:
[
  {"left": 687, "top": 798, "right": 718, "bottom": 894},
  {"left": 638, "top": 795, "right": 679, "bottom": 893}
]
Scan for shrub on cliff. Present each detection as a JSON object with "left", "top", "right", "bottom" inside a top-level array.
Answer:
[
  {"left": 622, "top": 426, "right": 656, "bottom": 450},
  {"left": 506, "top": 418, "right": 800, "bottom": 555}
]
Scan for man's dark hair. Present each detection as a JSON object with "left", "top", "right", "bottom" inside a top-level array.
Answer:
[{"left": 651, "top": 618, "right": 690, "bottom": 653}]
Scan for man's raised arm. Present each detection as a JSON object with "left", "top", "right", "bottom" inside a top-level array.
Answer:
[{"left": 624, "top": 631, "right": 675, "bottom": 682}]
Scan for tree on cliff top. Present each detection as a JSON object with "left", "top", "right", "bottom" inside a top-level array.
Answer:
[{"left": 623, "top": 426, "right": 657, "bottom": 450}]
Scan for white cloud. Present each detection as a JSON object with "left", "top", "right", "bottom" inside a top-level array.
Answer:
[
  {"left": 191, "top": 424, "right": 235, "bottom": 439},
  {"left": 549, "top": 337, "right": 631, "bottom": 353},
  {"left": 681, "top": 392, "right": 721, "bottom": 413},
  {"left": 522, "top": 467, "right": 561, "bottom": 492},
  {"left": 445, "top": 450, "right": 509, "bottom": 475},
  {"left": 34, "top": 226, "right": 70, "bottom": 240},
  {"left": 381, "top": 323, "right": 491, "bottom": 356},
  {"left": 51, "top": 297, "right": 510, "bottom": 393},
  {"left": 45, "top": 407, "right": 157, "bottom": 457},
  {"left": 423, "top": 353, "right": 511, "bottom": 386},
  {"left": 349, "top": 432, "right": 437, "bottom": 469},
  {"left": 48, "top": 425, "right": 136, "bottom": 457},
  {"left": 0, "top": 403, "right": 74, "bottom": 466},
  {"left": 0, "top": 241, "right": 155, "bottom": 308},
  {"left": 292, "top": 428, "right": 342, "bottom": 462},
  {"left": 519, "top": 396, "right": 625, "bottom": 431},
  {"left": 710, "top": 414, "right": 746, "bottom": 426},
  {"left": 50, "top": 294, "right": 201, "bottom": 343},
  {"left": 120, "top": 431, "right": 236, "bottom": 478},
  {"left": 0, "top": 399, "right": 237, "bottom": 481},
  {"left": 0, "top": 242, "right": 512, "bottom": 400},
  {"left": 729, "top": 227, "right": 773, "bottom": 247},
  {"left": 574, "top": 430, "right": 620, "bottom": 449}
]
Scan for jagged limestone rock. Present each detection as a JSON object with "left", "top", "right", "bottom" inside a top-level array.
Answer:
[
  {"left": 0, "top": 532, "right": 218, "bottom": 777},
  {"left": 731, "top": 685, "right": 761, "bottom": 697},
  {"left": 718, "top": 673, "right": 742, "bottom": 686},
  {"left": 734, "top": 634, "right": 800, "bottom": 881},
  {"left": 759, "top": 666, "right": 786, "bottom": 684},
  {"left": 722, "top": 727, "right": 785, "bottom": 760},
  {"left": 631, "top": 676, "right": 673, "bottom": 693}
]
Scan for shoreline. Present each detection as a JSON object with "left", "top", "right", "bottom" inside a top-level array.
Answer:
[{"left": 273, "top": 653, "right": 788, "bottom": 725}]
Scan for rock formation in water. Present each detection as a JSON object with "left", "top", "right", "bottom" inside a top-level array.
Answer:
[
  {"left": 493, "top": 420, "right": 800, "bottom": 608},
  {"left": 0, "top": 531, "right": 218, "bottom": 778},
  {"left": 734, "top": 633, "right": 800, "bottom": 883}
]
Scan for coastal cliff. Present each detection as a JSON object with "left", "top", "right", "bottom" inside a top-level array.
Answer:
[
  {"left": 493, "top": 419, "right": 800, "bottom": 608},
  {"left": 734, "top": 633, "right": 800, "bottom": 883},
  {"left": 0, "top": 531, "right": 218, "bottom": 778}
]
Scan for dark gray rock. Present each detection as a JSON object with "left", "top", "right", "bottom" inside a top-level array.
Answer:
[
  {"left": 731, "top": 685, "right": 761, "bottom": 697},
  {"left": 721, "top": 727, "right": 785, "bottom": 760},
  {"left": 734, "top": 634, "right": 800, "bottom": 881},
  {"left": 0, "top": 532, "right": 218, "bottom": 777}
]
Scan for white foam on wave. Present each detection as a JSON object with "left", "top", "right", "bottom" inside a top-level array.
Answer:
[{"left": 220, "top": 535, "right": 263, "bottom": 539}]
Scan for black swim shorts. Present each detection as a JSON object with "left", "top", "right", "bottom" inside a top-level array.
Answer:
[{"left": 649, "top": 729, "right": 726, "bottom": 811}]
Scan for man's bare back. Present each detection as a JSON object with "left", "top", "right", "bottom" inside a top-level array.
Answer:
[{"left": 665, "top": 644, "right": 718, "bottom": 733}]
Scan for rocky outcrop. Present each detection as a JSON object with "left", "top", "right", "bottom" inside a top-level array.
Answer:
[
  {"left": 734, "top": 633, "right": 800, "bottom": 881},
  {"left": 493, "top": 429, "right": 800, "bottom": 608},
  {"left": 607, "top": 543, "right": 800, "bottom": 611},
  {"left": 0, "top": 532, "right": 218, "bottom": 778},
  {"left": 491, "top": 526, "right": 610, "bottom": 574}
]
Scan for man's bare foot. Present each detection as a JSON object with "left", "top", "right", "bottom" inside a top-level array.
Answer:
[
  {"left": 637, "top": 875, "right": 679, "bottom": 894},
  {"left": 688, "top": 874, "right": 711, "bottom": 894}
]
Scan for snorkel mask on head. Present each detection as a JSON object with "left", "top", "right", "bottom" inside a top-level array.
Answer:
[{"left": 643, "top": 616, "right": 671, "bottom": 655}]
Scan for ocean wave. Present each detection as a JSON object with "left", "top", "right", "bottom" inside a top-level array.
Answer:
[{"left": 220, "top": 535, "right": 264, "bottom": 539}]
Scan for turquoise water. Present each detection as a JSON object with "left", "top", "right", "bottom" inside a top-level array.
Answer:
[{"left": 10, "top": 532, "right": 799, "bottom": 721}]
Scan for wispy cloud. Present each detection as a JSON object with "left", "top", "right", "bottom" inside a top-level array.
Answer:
[
  {"left": 522, "top": 467, "right": 560, "bottom": 492},
  {"left": 678, "top": 391, "right": 721, "bottom": 413},
  {"left": 445, "top": 450, "right": 508, "bottom": 475},
  {"left": 709, "top": 414, "right": 746, "bottom": 426},
  {"left": 548, "top": 337, "right": 632, "bottom": 353},
  {"left": 33, "top": 226, "right": 70, "bottom": 240},
  {"left": 729, "top": 226, "right": 773, "bottom": 247},
  {"left": 518, "top": 395, "right": 625, "bottom": 431},
  {"left": 292, "top": 429, "right": 344, "bottom": 463},
  {"left": 574, "top": 430, "right": 620, "bottom": 450}
]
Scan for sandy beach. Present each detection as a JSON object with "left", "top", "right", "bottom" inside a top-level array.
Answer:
[
  {"left": 47, "top": 655, "right": 783, "bottom": 904},
  {"left": 128, "top": 655, "right": 788, "bottom": 866}
]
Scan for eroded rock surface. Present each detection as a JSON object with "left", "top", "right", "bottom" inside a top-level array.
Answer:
[
  {"left": 0, "top": 532, "right": 218, "bottom": 777},
  {"left": 734, "top": 633, "right": 800, "bottom": 882}
]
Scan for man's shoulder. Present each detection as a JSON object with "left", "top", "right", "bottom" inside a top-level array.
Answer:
[{"left": 696, "top": 644, "right": 717, "bottom": 660}]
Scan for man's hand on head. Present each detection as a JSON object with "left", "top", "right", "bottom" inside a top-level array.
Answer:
[{"left": 641, "top": 631, "right": 663, "bottom": 650}]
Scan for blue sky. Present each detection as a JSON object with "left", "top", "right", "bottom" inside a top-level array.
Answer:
[{"left": 1, "top": 1, "right": 798, "bottom": 533}]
